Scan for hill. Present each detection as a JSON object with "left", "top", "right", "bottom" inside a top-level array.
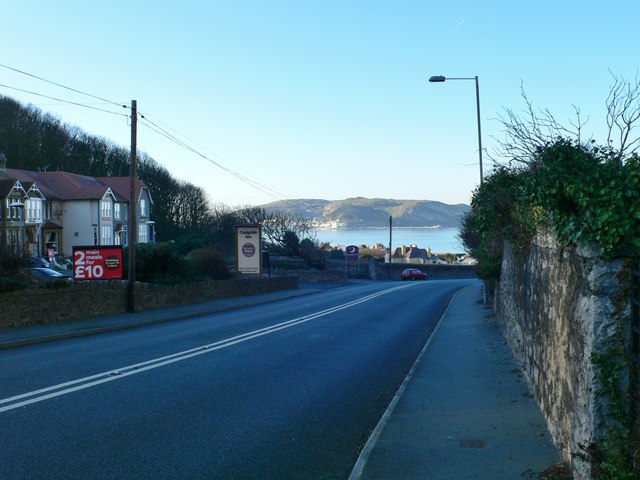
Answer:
[{"left": 262, "top": 197, "right": 469, "bottom": 228}]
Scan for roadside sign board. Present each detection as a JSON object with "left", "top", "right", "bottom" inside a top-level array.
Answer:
[
  {"left": 73, "top": 246, "right": 124, "bottom": 281},
  {"left": 236, "top": 225, "right": 262, "bottom": 275},
  {"left": 346, "top": 245, "right": 359, "bottom": 258},
  {"left": 345, "top": 244, "right": 360, "bottom": 270}
]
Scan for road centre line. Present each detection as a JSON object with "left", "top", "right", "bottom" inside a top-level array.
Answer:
[{"left": 1, "top": 283, "right": 417, "bottom": 413}]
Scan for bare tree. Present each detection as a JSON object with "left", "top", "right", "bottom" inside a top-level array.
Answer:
[
  {"left": 235, "top": 206, "right": 316, "bottom": 247},
  {"left": 492, "top": 84, "right": 588, "bottom": 167},
  {"left": 606, "top": 71, "right": 640, "bottom": 159},
  {"left": 492, "top": 73, "right": 640, "bottom": 166}
]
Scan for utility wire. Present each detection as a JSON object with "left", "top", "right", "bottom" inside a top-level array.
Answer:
[
  {"left": 138, "top": 110, "right": 294, "bottom": 202},
  {"left": 138, "top": 117, "right": 293, "bottom": 202},
  {"left": 0, "top": 83, "right": 129, "bottom": 118},
  {"left": 140, "top": 110, "right": 276, "bottom": 182},
  {"left": 0, "top": 62, "right": 298, "bottom": 207},
  {"left": 0, "top": 62, "right": 127, "bottom": 108}
]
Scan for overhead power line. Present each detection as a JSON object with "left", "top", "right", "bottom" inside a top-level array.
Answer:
[
  {"left": 138, "top": 116, "right": 293, "bottom": 203},
  {"left": 138, "top": 111, "right": 292, "bottom": 200},
  {"left": 0, "top": 62, "right": 298, "bottom": 206},
  {"left": 0, "top": 82, "right": 128, "bottom": 118},
  {"left": 0, "top": 62, "right": 126, "bottom": 108}
]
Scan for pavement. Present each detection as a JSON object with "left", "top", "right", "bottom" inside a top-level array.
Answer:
[
  {"left": 0, "top": 280, "right": 562, "bottom": 479},
  {"left": 350, "top": 282, "right": 563, "bottom": 480}
]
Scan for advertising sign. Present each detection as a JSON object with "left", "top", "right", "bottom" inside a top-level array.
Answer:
[
  {"left": 73, "top": 246, "right": 124, "bottom": 281},
  {"left": 236, "top": 225, "right": 262, "bottom": 275},
  {"left": 345, "top": 245, "right": 360, "bottom": 257},
  {"left": 345, "top": 244, "right": 360, "bottom": 270}
]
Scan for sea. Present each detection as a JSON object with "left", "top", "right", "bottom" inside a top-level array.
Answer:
[{"left": 314, "top": 227, "right": 465, "bottom": 253}]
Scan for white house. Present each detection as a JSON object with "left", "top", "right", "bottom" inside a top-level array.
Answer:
[{"left": 0, "top": 157, "right": 153, "bottom": 257}]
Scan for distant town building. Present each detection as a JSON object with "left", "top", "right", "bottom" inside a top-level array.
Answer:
[{"left": 392, "top": 244, "right": 475, "bottom": 265}]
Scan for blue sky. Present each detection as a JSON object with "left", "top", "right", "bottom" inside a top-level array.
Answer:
[{"left": 2, "top": 1, "right": 638, "bottom": 207}]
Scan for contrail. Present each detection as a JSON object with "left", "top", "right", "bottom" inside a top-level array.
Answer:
[{"left": 449, "top": 18, "right": 466, "bottom": 36}]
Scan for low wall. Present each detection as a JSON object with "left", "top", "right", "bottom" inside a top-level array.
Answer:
[
  {"left": 0, "top": 275, "right": 299, "bottom": 328},
  {"left": 496, "top": 234, "right": 626, "bottom": 479},
  {"left": 369, "top": 259, "right": 477, "bottom": 280}
]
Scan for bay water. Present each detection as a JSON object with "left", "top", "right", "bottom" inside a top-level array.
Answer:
[{"left": 314, "top": 227, "right": 465, "bottom": 253}]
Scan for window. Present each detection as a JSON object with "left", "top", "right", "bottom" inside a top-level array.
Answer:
[
  {"left": 26, "top": 199, "right": 42, "bottom": 222},
  {"left": 138, "top": 225, "right": 148, "bottom": 243},
  {"left": 114, "top": 203, "right": 121, "bottom": 220},
  {"left": 8, "top": 200, "right": 20, "bottom": 219},
  {"left": 101, "top": 200, "right": 112, "bottom": 218},
  {"left": 101, "top": 225, "right": 112, "bottom": 245},
  {"left": 140, "top": 199, "right": 146, "bottom": 217},
  {"left": 46, "top": 232, "right": 58, "bottom": 252}
]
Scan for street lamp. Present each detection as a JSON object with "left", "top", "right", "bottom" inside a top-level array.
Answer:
[{"left": 428, "top": 75, "right": 484, "bottom": 182}]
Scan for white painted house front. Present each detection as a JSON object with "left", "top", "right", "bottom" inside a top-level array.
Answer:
[{"left": 0, "top": 158, "right": 153, "bottom": 257}]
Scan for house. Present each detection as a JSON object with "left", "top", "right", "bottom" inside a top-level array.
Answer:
[
  {"left": 392, "top": 244, "right": 473, "bottom": 265},
  {"left": 392, "top": 244, "right": 431, "bottom": 264},
  {"left": 0, "top": 154, "right": 153, "bottom": 257}
]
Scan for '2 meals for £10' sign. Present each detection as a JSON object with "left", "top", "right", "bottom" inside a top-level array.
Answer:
[{"left": 73, "top": 246, "right": 124, "bottom": 281}]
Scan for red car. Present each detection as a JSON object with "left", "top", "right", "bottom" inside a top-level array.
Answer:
[{"left": 401, "top": 268, "right": 428, "bottom": 281}]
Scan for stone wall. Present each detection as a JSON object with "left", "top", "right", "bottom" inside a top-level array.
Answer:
[
  {"left": 369, "top": 259, "right": 478, "bottom": 280},
  {"left": 496, "top": 234, "right": 625, "bottom": 479},
  {"left": 0, "top": 275, "right": 299, "bottom": 328}
]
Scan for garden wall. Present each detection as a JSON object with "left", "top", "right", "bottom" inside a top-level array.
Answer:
[
  {"left": 369, "top": 259, "right": 477, "bottom": 280},
  {"left": 496, "top": 234, "right": 626, "bottom": 479},
  {"left": 0, "top": 275, "right": 299, "bottom": 328}
]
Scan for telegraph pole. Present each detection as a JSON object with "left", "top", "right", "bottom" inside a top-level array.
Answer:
[
  {"left": 388, "top": 215, "right": 392, "bottom": 279},
  {"left": 127, "top": 100, "right": 137, "bottom": 312}
]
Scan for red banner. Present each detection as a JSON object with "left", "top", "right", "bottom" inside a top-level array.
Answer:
[{"left": 73, "top": 246, "right": 124, "bottom": 281}]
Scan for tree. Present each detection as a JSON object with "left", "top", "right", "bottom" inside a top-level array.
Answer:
[
  {"left": 0, "top": 95, "right": 215, "bottom": 244},
  {"left": 493, "top": 74, "right": 640, "bottom": 166},
  {"left": 281, "top": 230, "right": 300, "bottom": 256},
  {"left": 605, "top": 72, "right": 640, "bottom": 159}
]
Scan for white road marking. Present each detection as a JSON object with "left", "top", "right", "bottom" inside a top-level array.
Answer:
[{"left": 1, "top": 284, "right": 418, "bottom": 413}]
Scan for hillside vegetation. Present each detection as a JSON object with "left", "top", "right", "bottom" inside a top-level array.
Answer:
[{"left": 262, "top": 197, "right": 469, "bottom": 228}]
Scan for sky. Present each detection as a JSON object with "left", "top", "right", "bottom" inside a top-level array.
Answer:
[{"left": 1, "top": 1, "right": 639, "bottom": 208}]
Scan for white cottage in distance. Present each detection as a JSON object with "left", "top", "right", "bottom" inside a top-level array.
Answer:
[{"left": 0, "top": 154, "right": 154, "bottom": 257}]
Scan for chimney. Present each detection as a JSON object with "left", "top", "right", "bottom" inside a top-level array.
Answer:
[{"left": 0, "top": 152, "right": 6, "bottom": 171}]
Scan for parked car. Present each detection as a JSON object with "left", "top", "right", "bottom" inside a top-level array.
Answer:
[
  {"left": 28, "top": 256, "right": 50, "bottom": 268},
  {"left": 24, "top": 267, "right": 72, "bottom": 282},
  {"left": 401, "top": 268, "right": 428, "bottom": 281}
]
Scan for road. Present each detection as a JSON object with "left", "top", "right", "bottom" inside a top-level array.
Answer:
[{"left": 0, "top": 279, "right": 472, "bottom": 479}]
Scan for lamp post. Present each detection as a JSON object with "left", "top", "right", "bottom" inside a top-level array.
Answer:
[{"left": 428, "top": 75, "right": 483, "bottom": 182}]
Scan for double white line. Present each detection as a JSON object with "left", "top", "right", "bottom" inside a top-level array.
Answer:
[{"left": 1, "top": 284, "right": 415, "bottom": 413}]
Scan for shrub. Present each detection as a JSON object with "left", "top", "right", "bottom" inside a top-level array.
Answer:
[
  {"left": 128, "top": 242, "right": 198, "bottom": 284},
  {"left": 0, "top": 275, "right": 30, "bottom": 293},
  {"left": 188, "top": 248, "right": 232, "bottom": 280}
]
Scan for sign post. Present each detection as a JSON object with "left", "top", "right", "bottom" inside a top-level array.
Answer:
[
  {"left": 236, "top": 224, "right": 263, "bottom": 275},
  {"left": 345, "top": 244, "right": 360, "bottom": 271}
]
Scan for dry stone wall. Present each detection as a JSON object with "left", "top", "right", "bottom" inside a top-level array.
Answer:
[
  {"left": 0, "top": 275, "right": 298, "bottom": 328},
  {"left": 496, "top": 234, "right": 625, "bottom": 479}
]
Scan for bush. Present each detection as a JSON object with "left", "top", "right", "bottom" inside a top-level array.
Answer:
[
  {"left": 299, "top": 238, "right": 325, "bottom": 269},
  {"left": 465, "top": 166, "right": 536, "bottom": 281},
  {"left": 188, "top": 248, "right": 232, "bottom": 280},
  {"left": 128, "top": 242, "right": 198, "bottom": 285},
  {"left": 0, "top": 275, "right": 30, "bottom": 293}
]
